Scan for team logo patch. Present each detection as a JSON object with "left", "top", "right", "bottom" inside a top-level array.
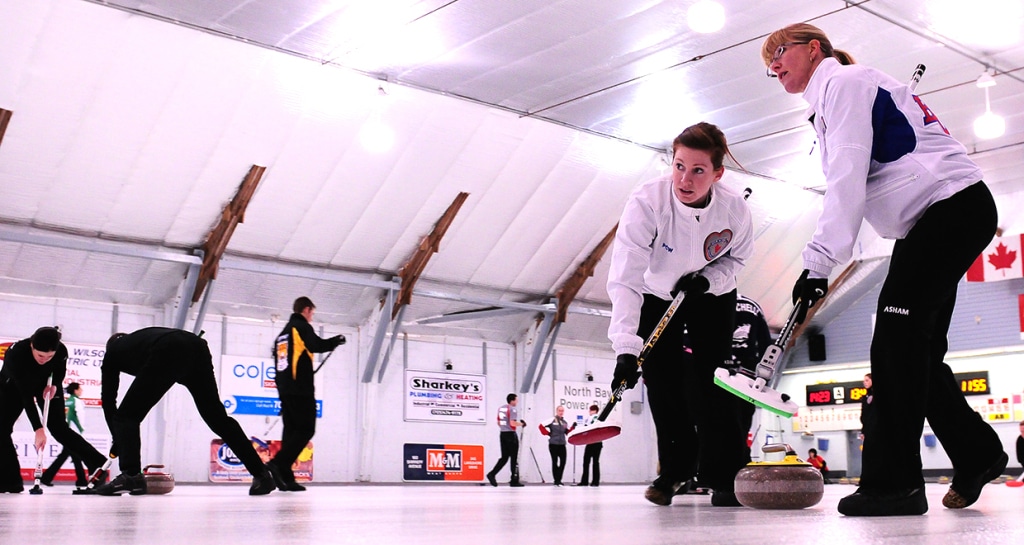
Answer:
[{"left": 704, "top": 230, "right": 732, "bottom": 261}]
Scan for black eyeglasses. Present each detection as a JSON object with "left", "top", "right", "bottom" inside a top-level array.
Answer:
[{"left": 766, "top": 42, "right": 808, "bottom": 78}]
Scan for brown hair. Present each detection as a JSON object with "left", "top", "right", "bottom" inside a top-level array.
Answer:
[
  {"left": 293, "top": 296, "right": 315, "bottom": 314},
  {"left": 672, "top": 121, "right": 743, "bottom": 172},
  {"left": 761, "top": 23, "right": 855, "bottom": 67}
]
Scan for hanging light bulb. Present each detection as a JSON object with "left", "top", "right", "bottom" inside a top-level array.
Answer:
[{"left": 973, "top": 71, "right": 1005, "bottom": 140}]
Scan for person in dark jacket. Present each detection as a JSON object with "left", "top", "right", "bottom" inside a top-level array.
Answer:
[
  {"left": 267, "top": 297, "right": 344, "bottom": 492},
  {"left": 1, "top": 327, "right": 106, "bottom": 493},
  {"left": 94, "top": 327, "right": 276, "bottom": 496},
  {"left": 732, "top": 294, "right": 773, "bottom": 433}
]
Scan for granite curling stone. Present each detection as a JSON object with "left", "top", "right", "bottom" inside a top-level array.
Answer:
[
  {"left": 734, "top": 444, "right": 823, "bottom": 509},
  {"left": 142, "top": 464, "right": 175, "bottom": 495}
]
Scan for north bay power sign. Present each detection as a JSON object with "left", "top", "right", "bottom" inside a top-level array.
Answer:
[{"left": 404, "top": 369, "right": 487, "bottom": 424}]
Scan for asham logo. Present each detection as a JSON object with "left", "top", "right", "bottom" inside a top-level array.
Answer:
[
  {"left": 882, "top": 306, "right": 909, "bottom": 316},
  {"left": 426, "top": 449, "right": 462, "bottom": 472},
  {"left": 410, "top": 376, "right": 482, "bottom": 393}
]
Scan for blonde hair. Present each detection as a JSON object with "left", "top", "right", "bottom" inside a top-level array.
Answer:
[{"left": 761, "top": 23, "right": 855, "bottom": 67}]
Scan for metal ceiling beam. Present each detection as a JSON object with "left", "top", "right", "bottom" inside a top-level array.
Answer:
[
  {"left": 520, "top": 312, "right": 555, "bottom": 394},
  {"left": 218, "top": 255, "right": 396, "bottom": 290},
  {"left": 192, "top": 165, "right": 265, "bottom": 303},
  {"left": 0, "top": 224, "right": 201, "bottom": 265},
  {"left": 413, "top": 306, "right": 527, "bottom": 325},
  {"left": 377, "top": 304, "right": 407, "bottom": 383},
  {"left": 362, "top": 287, "right": 396, "bottom": 383},
  {"left": 393, "top": 192, "right": 469, "bottom": 317}
]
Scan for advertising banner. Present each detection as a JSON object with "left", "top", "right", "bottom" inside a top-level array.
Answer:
[
  {"left": 403, "top": 443, "right": 485, "bottom": 482},
  {"left": 553, "top": 380, "right": 620, "bottom": 428},
  {"left": 220, "top": 354, "right": 322, "bottom": 418},
  {"left": 13, "top": 432, "right": 112, "bottom": 480},
  {"left": 404, "top": 369, "right": 486, "bottom": 424},
  {"left": 209, "top": 438, "right": 313, "bottom": 483}
]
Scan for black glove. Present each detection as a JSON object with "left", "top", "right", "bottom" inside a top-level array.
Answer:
[
  {"left": 791, "top": 269, "right": 828, "bottom": 324},
  {"left": 672, "top": 272, "right": 709, "bottom": 298},
  {"left": 611, "top": 354, "right": 641, "bottom": 391},
  {"left": 329, "top": 334, "right": 346, "bottom": 349}
]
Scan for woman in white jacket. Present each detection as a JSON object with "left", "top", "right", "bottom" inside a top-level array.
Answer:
[
  {"left": 763, "top": 23, "right": 1006, "bottom": 517},
  {"left": 607, "top": 121, "right": 753, "bottom": 507}
]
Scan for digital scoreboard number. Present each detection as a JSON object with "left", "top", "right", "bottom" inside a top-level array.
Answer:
[
  {"left": 956, "top": 371, "right": 989, "bottom": 396},
  {"left": 805, "top": 371, "right": 989, "bottom": 406}
]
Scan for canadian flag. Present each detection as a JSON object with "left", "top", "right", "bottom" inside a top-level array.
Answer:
[{"left": 966, "top": 234, "right": 1024, "bottom": 282}]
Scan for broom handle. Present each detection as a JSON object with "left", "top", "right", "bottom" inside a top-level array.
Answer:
[{"left": 598, "top": 290, "right": 686, "bottom": 422}]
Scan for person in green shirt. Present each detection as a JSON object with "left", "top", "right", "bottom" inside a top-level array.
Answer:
[{"left": 41, "top": 382, "right": 89, "bottom": 487}]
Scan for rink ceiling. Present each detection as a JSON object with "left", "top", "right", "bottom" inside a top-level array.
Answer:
[{"left": 1, "top": 0, "right": 1024, "bottom": 345}]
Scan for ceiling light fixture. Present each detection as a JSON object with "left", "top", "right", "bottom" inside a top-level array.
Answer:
[
  {"left": 973, "top": 71, "right": 1005, "bottom": 140},
  {"left": 687, "top": 1, "right": 725, "bottom": 34}
]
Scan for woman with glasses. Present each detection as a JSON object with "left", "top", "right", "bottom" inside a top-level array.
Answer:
[{"left": 761, "top": 23, "right": 1007, "bottom": 517}]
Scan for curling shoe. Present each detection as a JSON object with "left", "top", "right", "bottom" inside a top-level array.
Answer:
[
  {"left": 95, "top": 473, "right": 147, "bottom": 496},
  {"left": 486, "top": 472, "right": 498, "bottom": 487},
  {"left": 943, "top": 451, "right": 1008, "bottom": 509},
  {"left": 282, "top": 481, "right": 307, "bottom": 492},
  {"left": 838, "top": 487, "right": 927, "bottom": 516},
  {"left": 266, "top": 463, "right": 290, "bottom": 491},
  {"left": 509, "top": 480, "right": 525, "bottom": 487},
  {"left": 249, "top": 466, "right": 276, "bottom": 496},
  {"left": 645, "top": 479, "right": 684, "bottom": 506}
]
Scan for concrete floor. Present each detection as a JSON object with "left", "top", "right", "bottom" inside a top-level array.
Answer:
[{"left": 1, "top": 482, "right": 1022, "bottom": 544}]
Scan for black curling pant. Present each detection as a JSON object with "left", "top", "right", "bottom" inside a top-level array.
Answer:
[
  {"left": 549, "top": 444, "right": 566, "bottom": 484},
  {"left": 270, "top": 393, "right": 317, "bottom": 481},
  {"left": 488, "top": 431, "right": 520, "bottom": 482},
  {"left": 111, "top": 333, "right": 265, "bottom": 476},
  {"left": 580, "top": 442, "right": 602, "bottom": 485},
  {"left": 861, "top": 182, "right": 1004, "bottom": 490},
  {"left": 42, "top": 446, "right": 87, "bottom": 485},
  {"left": 0, "top": 383, "right": 105, "bottom": 490},
  {"left": 641, "top": 290, "right": 751, "bottom": 491}
]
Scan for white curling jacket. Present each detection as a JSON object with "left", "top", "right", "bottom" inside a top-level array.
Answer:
[
  {"left": 607, "top": 177, "right": 753, "bottom": 355},
  {"left": 801, "top": 57, "right": 983, "bottom": 277}
]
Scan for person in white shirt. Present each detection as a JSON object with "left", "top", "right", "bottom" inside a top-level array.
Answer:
[
  {"left": 762, "top": 22, "right": 1007, "bottom": 517},
  {"left": 607, "top": 121, "right": 753, "bottom": 507}
]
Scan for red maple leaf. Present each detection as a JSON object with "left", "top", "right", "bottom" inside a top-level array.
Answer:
[{"left": 987, "top": 242, "right": 1017, "bottom": 275}]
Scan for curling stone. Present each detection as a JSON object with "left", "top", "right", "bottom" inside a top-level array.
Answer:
[
  {"left": 142, "top": 464, "right": 175, "bottom": 495},
  {"left": 734, "top": 444, "right": 823, "bottom": 509}
]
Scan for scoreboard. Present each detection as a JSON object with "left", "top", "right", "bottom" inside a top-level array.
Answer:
[{"left": 805, "top": 371, "right": 990, "bottom": 406}]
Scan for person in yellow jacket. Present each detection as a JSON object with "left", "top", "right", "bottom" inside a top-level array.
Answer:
[{"left": 268, "top": 297, "right": 344, "bottom": 491}]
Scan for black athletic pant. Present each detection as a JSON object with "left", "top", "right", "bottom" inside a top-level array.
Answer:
[
  {"left": 270, "top": 393, "right": 317, "bottom": 482},
  {"left": 0, "top": 382, "right": 105, "bottom": 490},
  {"left": 549, "top": 444, "right": 566, "bottom": 484},
  {"left": 641, "top": 289, "right": 751, "bottom": 491},
  {"left": 580, "top": 442, "right": 602, "bottom": 485},
  {"left": 111, "top": 333, "right": 265, "bottom": 476},
  {"left": 488, "top": 431, "right": 519, "bottom": 482},
  {"left": 42, "top": 446, "right": 87, "bottom": 485},
  {"left": 861, "top": 182, "right": 1004, "bottom": 490}
]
